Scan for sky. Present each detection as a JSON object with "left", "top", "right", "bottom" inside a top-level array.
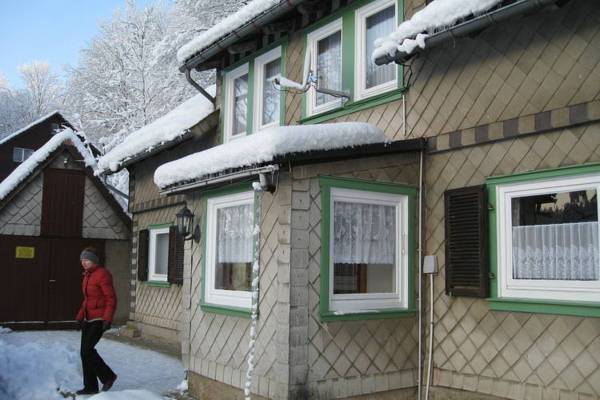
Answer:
[{"left": 0, "top": 0, "right": 157, "bottom": 88}]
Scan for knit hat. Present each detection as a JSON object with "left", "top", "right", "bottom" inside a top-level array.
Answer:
[{"left": 80, "top": 248, "right": 100, "bottom": 265}]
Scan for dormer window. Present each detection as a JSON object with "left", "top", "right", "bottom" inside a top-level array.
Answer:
[
  {"left": 13, "top": 147, "right": 35, "bottom": 163},
  {"left": 254, "top": 47, "right": 282, "bottom": 131},
  {"left": 224, "top": 63, "right": 249, "bottom": 141}
]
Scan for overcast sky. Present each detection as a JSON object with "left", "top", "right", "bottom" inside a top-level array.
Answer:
[{"left": 0, "top": 0, "right": 156, "bottom": 88}]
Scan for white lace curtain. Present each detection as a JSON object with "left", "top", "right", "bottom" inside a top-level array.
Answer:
[
  {"left": 333, "top": 201, "right": 396, "bottom": 264},
  {"left": 365, "top": 5, "right": 396, "bottom": 88},
  {"left": 217, "top": 204, "right": 253, "bottom": 263},
  {"left": 512, "top": 221, "right": 599, "bottom": 280}
]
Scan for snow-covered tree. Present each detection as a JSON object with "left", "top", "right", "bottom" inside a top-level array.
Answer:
[{"left": 18, "top": 61, "right": 63, "bottom": 120}]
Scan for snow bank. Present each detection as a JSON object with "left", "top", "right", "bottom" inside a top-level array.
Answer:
[
  {"left": 0, "top": 334, "right": 81, "bottom": 400},
  {"left": 97, "top": 87, "right": 215, "bottom": 173},
  {"left": 177, "top": 0, "right": 281, "bottom": 63},
  {"left": 372, "top": 0, "right": 502, "bottom": 61},
  {"left": 0, "top": 128, "right": 96, "bottom": 201},
  {"left": 88, "top": 389, "right": 166, "bottom": 400},
  {"left": 154, "top": 122, "right": 388, "bottom": 189}
]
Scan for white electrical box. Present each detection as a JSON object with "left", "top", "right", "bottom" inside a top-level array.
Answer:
[{"left": 423, "top": 255, "right": 438, "bottom": 274}]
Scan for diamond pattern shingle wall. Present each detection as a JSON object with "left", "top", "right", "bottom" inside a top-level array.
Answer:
[
  {"left": 82, "top": 177, "right": 128, "bottom": 239},
  {"left": 184, "top": 177, "right": 293, "bottom": 399},
  {"left": 426, "top": 123, "right": 600, "bottom": 400},
  {"left": 288, "top": 154, "right": 421, "bottom": 399},
  {"left": 0, "top": 173, "right": 43, "bottom": 236}
]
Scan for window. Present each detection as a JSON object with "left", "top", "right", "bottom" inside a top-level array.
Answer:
[
  {"left": 320, "top": 177, "right": 415, "bottom": 320},
  {"left": 148, "top": 227, "right": 170, "bottom": 282},
  {"left": 254, "top": 47, "right": 282, "bottom": 131},
  {"left": 495, "top": 172, "right": 600, "bottom": 303},
  {"left": 204, "top": 190, "right": 255, "bottom": 311},
  {"left": 355, "top": 0, "right": 398, "bottom": 100},
  {"left": 307, "top": 19, "right": 343, "bottom": 116},
  {"left": 13, "top": 147, "right": 34, "bottom": 163},
  {"left": 224, "top": 63, "right": 249, "bottom": 141}
]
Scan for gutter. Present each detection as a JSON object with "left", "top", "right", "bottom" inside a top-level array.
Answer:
[
  {"left": 185, "top": 69, "right": 215, "bottom": 105},
  {"left": 375, "top": 0, "right": 557, "bottom": 65},
  {"left": 179, "top": 0, "right": 305, "bottom": 72}
]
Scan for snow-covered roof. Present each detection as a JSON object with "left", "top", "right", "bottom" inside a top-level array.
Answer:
[
  {"left": 372, "top": 0, "right": 503, "bottom": 61},
  {"left": 177, "top": 0, "right": 284, "bottom": 65},
  {"left": 97, "top": 86, "right": 216, "bottom": 173},
  {"left": 0, "top": 110, "right": 66, "bottom": 146},
  {"left": 0, "top": 128, "right": 96, "bottom": 201},
  {"left": 154, "top": 122, "right": 389, "bottom": 189}
]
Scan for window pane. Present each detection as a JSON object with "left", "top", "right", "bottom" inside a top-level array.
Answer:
[
  {"left": 215, "top": 204, "right": 253, "bottom": 291},
  {"left": 13, "top": 148, "right": 23, "bottom": 162},
  {"left": 511, "top": 189, "right": 599, "bottom": 281},
  {"left": 233, "top": 74, "right": 248, "bottom": 135},
  {"left": 155, "top": 232, "right": 169, "bottom": 275},
  {"left": 333, "top": 201, "right": 396, "bottom": 294},
  {"left": 262, "top": 58, "right": 281, "bottom": 126},
  {"left": 316, "top": 31, "right": 342, "bottom": 106},
  {"left": 365, "top": 6, "right": 396, "bottom": 89},
  {"left": 23, "top": 149, "right": 34, "bottom": 160}
]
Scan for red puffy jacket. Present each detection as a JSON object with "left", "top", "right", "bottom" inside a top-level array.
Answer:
[{"left": 76, "top": 265, "right": 117, "bottom": 323}]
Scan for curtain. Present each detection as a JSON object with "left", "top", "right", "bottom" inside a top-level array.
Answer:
[
  {"left": 262, "top": 58, "right": 281, "bottom": 125},
  {"left": 512, "top": 221, "right": 599, "bottom": 280},
  {"left": 366, "top": 6, "right": 396, "bottom": 89},
  {"left": 233, "top": 75, "right": 248, "bottom": 134},
  {"left": 217, "top": 204, "right": 253, "bottom": 263},
  {"left": 316, "top": 31, "right": 342, "bottom": 106},
  {"left": 333, "top": 201, "right": 396, "bottom": 264}
]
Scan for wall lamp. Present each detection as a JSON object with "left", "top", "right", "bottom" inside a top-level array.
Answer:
[{"left": 176, "top": 206, "right": 201, "bottom": 243}]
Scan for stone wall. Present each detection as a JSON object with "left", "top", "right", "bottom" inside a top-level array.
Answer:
[
  {"left": 82, "top": 177, "right": 128, "bottom": 240},
  {"left": 0, "top": 174, "right": 42, "bottom": 236}
]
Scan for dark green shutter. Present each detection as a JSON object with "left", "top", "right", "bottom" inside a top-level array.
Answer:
[
  {"left": 137, "top": 229, "right": 149, "bottom": 282},
  {"left": 444, "top": 185, "right": 489, "bottom": 297},
  {"left": 167, "top": 226, "right": 184, "bottom": 285}
]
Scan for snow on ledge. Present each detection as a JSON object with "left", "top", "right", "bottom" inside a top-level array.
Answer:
[
  {"left": 154, "top": 122, "right": 389, "bottom": 189},
  {"left": 372, "top": 0, "right": 503, "bottom": 61},
  {"left": 0, "top": 128, "right": 96, "bottom": 201},
  {"left": 177, "top": 0, "right": 282, "bottom": 64},
  {"left": 97, "top": 86, "right": 215, "bottom": 173}
]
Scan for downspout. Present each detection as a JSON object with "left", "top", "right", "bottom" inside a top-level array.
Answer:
[
  {"left": 417, "top": 148, "right": 424, "bottom": 400},
  {"left": 185, "top": 68, "right": 216, "bottom": 105}
]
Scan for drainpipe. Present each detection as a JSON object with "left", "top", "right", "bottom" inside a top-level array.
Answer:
[
  {"left": 185, "top": 68, "right": 216, "bottom": 105},
  {"left": 417, "top": 148, "right": 425, "bottom": 400}
]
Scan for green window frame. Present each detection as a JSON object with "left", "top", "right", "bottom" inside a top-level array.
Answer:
[
  {"left": 220, "top": 41, "right": 288, "bottom": 143},
  {"left": 300, "top": 0, "right": 404, "bottom": 124},
  {"left": 487, "top": 163, "right": 600, "bottom": 318},
  {"left": 319, "top": 176, "right": 416, "bottom": 321},
  {"left": 200, "top": 183, "right": 258, "bottom": 318}
]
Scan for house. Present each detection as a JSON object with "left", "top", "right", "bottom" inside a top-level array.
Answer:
[
  {"left": 0, "top": 111, "right": 77, "bottom": 182},
  {"left": 96, "top": 90, "right": 218, "bottom": 347},
  {"left": 128, "top": 0, "right": 600, "bottom": 398},
  {"left": 0, "top": 129, "right": 131, "bottom": 328}
]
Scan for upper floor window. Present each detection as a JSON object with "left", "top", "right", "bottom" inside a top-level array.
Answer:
[
  {"left": 254, "top": 47, "right": 282, "bottom": 131},
  {"left": 224, "top": 63, "right": 249, "bottom": 141},
  {"left": 355, "top": 0, "right": 398, "bottom": 100},
  {"left": 13, "top": 147, "right": 34, "bottom": 163},
  {"left": 307, "top": 19, "right": 343, "bottom": 116}
]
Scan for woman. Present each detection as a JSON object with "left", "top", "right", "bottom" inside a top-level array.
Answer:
[{"left": 75, "top": 247, "right": 118, "bottom": 395}]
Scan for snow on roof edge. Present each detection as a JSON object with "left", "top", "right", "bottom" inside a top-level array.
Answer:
[
  {"left": 0, "top": 111, "right": 66, "bottom": 146},
  {"left": 154, "top": 122, "right": 389, "bottom": 190},
  {"left": 371, "top": 0, "right": 503, "bottom": 61},
  {"left": 97, "top": 86, "right": 216, "bottom": 174},
  {"left": 0, "top": 128, "right": 96, "bottom": 202}
]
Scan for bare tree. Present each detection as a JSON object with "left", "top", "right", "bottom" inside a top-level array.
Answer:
[{"left": 18, "top": 61, "right": 63, "bottom": 120}]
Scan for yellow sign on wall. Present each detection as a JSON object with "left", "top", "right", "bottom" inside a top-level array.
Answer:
[{"left": 15, "top": 246, "right": 35, "bottom": 259}]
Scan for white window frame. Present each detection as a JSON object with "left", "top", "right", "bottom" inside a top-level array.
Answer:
[
  {"left": 205, "top": 191, "right": 255, "bottom": 310},
  {"left": 223, "top": 63, "right": 249, "bottom": 142},
  {"left": 496, "top": 173, "right": 600, "bottom": 303},
  {"left": 148, "top": 226, "right": 170, "bottom": 282},
  {"left": 306, "top": 18, "right": 344, "bottom": 117},
  {"left": 253, "top": 46, "right": 282, "bottom": 132},
  {"left": 13, "top": 147, "right": 34, "bottom": 163},
  {"left": 329, "top": 188, "right": 409, "bottom": 312},
  {"left": 354, "top": 0, "right": 398, "bottom": 101}
]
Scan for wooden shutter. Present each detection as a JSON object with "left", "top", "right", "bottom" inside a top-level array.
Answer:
[
  {"left": 167, "top": 226, "right": 184, "bottom": 285},
  {"left": 137, "top": 229, "right": 149, "bottom": 282},
  {"left": 444, "top": 185, "right": 489, "bottom": 297}
]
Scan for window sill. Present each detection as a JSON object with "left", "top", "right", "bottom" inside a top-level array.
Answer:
[
  {"left": 200, "top": 303, "right": 253, "bottom": 318},
  {"left": 320, "top": 308, "right": 415, "bottom": 322},
  {"left": 146, "top": 281, "right": 170, "bottom": 288},
  {"left": 488, "top": 298, "right": 600, "bottom": 318},
  {"left": 300, "top": 88, "right": 405, "bottom": 125}
]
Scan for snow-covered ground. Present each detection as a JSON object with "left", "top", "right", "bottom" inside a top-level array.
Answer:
[{"left": 0, "top": 330, "right": 185, "bottom": 400}]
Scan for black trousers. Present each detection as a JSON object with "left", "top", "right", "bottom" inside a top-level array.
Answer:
[{"left": 80, "top": 320, "right": 115, "bottom": 391}]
